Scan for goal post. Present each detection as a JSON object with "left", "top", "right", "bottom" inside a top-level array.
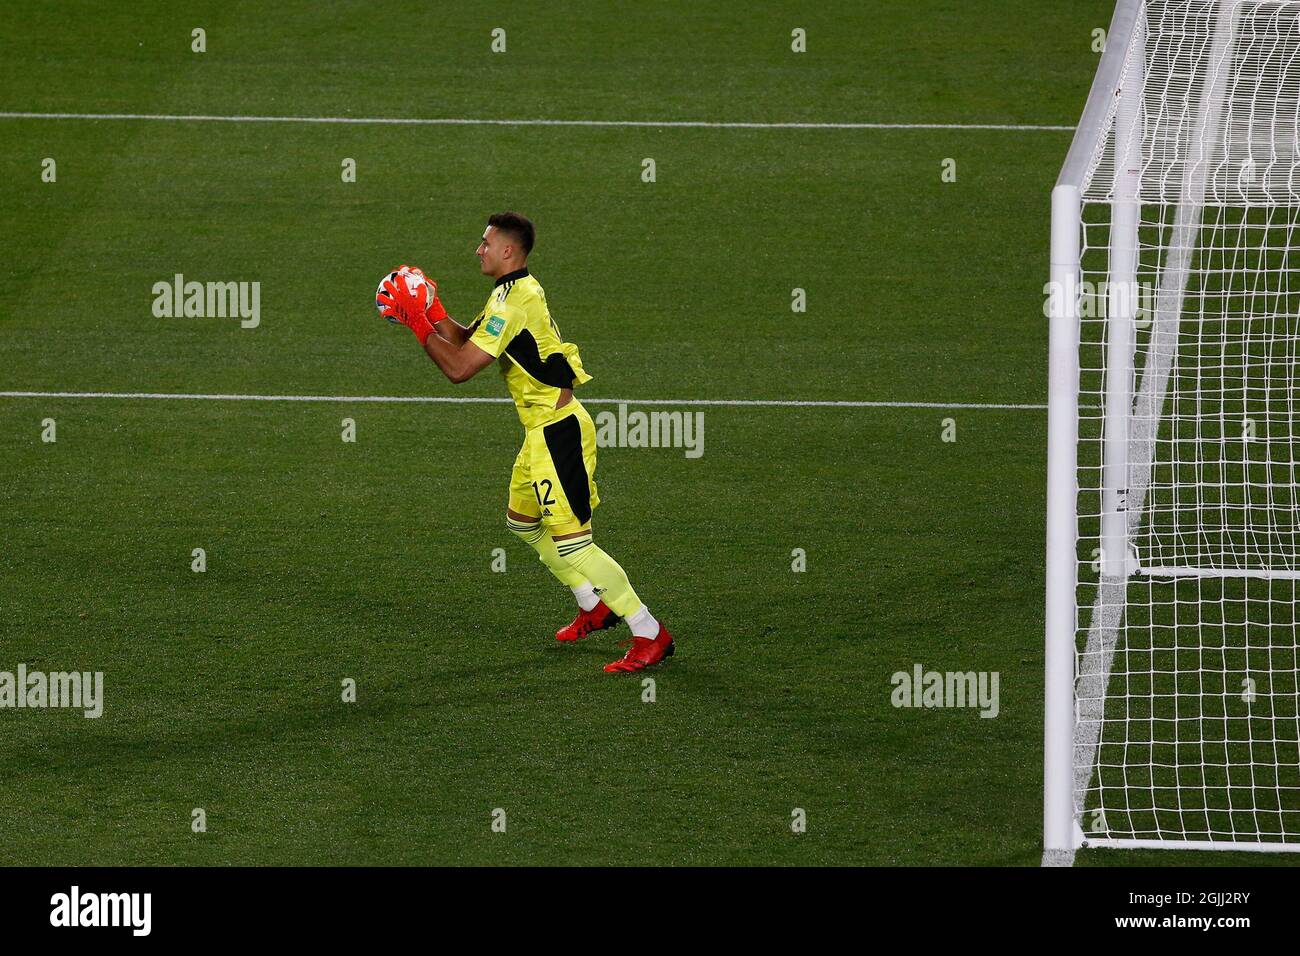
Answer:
[{"left": 1045, "top": 0, "right": 1300, "bottom": 862}]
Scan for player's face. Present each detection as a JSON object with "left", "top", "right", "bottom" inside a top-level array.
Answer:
[{"left": 477, "top": 227, "right": 502, "bottom": 276}]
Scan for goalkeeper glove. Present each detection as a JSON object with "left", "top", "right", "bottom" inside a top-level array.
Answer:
[
  {"left": 398, "top": 264, "right": 450, "bottom": 324},
  {"left": 379, "top": 275, "right": 435, "bottom": 346}
]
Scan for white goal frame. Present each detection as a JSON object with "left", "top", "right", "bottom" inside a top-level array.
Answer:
[{"left": 1044, "top": 0, "right": 1300, "bottom": 862}]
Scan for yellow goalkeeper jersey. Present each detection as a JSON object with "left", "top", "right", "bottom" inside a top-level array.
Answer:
[{"left": 468, "top": 268, "right": 592, "bottom": 429}]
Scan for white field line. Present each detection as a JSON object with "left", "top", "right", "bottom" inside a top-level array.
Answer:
[
  {"left": 0, "top": 111, "right": 1075, "bottom": 132},
  {"left": 0, "top": 391, "right": 1045, "bottom": 410}
]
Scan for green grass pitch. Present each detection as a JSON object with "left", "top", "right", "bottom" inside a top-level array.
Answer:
[{"left": 0, "top": 1, "right": 1287, "bottom": 865}]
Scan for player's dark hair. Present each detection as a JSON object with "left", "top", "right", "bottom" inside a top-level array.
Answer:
[{"left": 488, "top": 211, "right": 536, "bottom": 256}]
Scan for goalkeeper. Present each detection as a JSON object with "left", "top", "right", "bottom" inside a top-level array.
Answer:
[{"left": 378, "top": 212, "right": 674, "bottom": 673}]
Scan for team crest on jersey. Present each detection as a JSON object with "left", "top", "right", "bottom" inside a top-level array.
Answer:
[{"left": 486, "top": 315, "right": 505, "bottom": 336}]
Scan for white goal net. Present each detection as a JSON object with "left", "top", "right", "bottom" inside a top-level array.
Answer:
[{"left": 1045, "top": 0, "right": 1300, "bottom": 857}]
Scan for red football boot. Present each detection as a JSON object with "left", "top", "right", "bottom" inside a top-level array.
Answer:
[
  {"left": 556, "top": 600, "right": 620, "bottom": 642},
  {"left": 603, "top": 625, "right": 675, "bottom": 672}
]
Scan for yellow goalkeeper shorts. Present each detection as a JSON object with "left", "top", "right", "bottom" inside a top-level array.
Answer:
[{"left": 507, "top": 401, "right": 600, "bottom": 535}]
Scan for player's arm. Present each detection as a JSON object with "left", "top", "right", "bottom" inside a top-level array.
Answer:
[
  {"left": 431, "top": 316, "right": 478, "bottom": 347},
  {"left": 421, "top": 331, "right": 495, "bottom": 384}
]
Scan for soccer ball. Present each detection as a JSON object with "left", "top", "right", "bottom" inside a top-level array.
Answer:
[{"left": 375, "top": 268, "right": 432, "bottom": 323}]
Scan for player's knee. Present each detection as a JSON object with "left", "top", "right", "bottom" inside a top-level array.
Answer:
[
  {"left": 506, "top": 514, "right": 544, "bottom": 544},
  {"left": 555, "top": 530, "right": 595, "bottom": 569}
]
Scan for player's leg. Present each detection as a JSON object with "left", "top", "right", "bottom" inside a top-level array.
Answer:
[
  {"left": 505, "top": 437, "right": 585, "bottom": 591},
  {"left": 504, "top": 434, "right": 614, "bottom": 641},
  {"left": 538, "top": 407, "right": 673, "bottom": 671},
  {"left": 507, "top": 507, "right": 587, "bottom": 591},
  {"left": 550, "top": 527, "right": 671, "bottom": 670}
]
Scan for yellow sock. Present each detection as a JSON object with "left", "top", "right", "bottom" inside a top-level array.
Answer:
[
  {"left": 557, "top": 531, "right": 643, "bottom": 619},
  {"left": 507, "top": 517, "right": 589, "bottom": 590}
]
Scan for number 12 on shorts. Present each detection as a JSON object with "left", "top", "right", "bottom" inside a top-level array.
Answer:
[{"left": 533, "top": 479, "right": 556, "bottom": 506}]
